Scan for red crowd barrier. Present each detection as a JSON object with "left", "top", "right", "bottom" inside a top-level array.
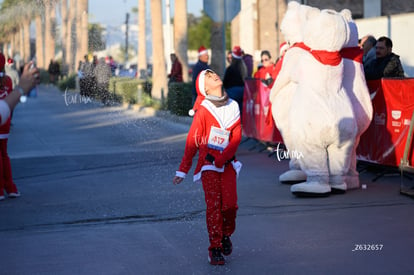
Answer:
[
  {"left": 243, "top": 77, "right": 414, "bottom": 168},
  {"left": 242, "top": 79, "right": 283, "bottom": 143},
  {"left": 357, "top": 78, "right": 414, "bottom": 167}
]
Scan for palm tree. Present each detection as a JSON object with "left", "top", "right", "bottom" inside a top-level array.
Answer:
[
  {"left": 35, "top": 9, "right": 45, "bottom": 68},
  {"left": 137, "top": 0, "right": 147, "bottom": 79},
  {"left": 174, "top": 0, "right": 188, "bottom": 82},
  {"left": 76, "top": 0, "right": 88, "bottom": 72},
  {"left": 44, "top": 0, "right": 56, "bottom": 67},
  {"left": 66, "top": 0, "right": 75, "bottom": 73},
  {"left": 150, "top": 0, "right": 167, "bottom": 102},
  {"left": 61, "top": 0, "right": 68, "bottom": 69},
  {"left": 22, "top": 18, "right": 31, "bottom": 62}
]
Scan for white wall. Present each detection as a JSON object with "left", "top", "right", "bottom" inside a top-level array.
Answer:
[{"left": 356, "top": 12, "right": 414, "bottom": 77}]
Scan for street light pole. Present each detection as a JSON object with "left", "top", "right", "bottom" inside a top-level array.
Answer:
[{"left": 125, "top": 12, "right": 129, "bottom": 63}]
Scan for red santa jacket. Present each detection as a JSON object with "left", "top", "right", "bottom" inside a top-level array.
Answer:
[
  {"left": 176, "top": 98, "right": 242, "bottom": 182},
  {"left": 0, "top": 75, "right": 13, "bottom": 136}
]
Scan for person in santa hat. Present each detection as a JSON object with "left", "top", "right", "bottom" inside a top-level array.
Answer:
[
  {"left": 190, "top": 46, "right": 210, "bottom": 109},
  {"left": 269, "top": 42, "right": 290, "bottom": 88},
  {"left": 173, "top": 69, "right": 242, "bottom": 265},
  {"left": 223, "top": 46, "right": 248, "bottom": 115},
  {"left": 0, "top": 53, "right": 22, "bottom": 200},
  {"left": 5, "top": 57, "right": 19, "bottom": 89}
]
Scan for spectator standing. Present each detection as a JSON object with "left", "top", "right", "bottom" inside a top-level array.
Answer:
[
  {"left": 109, "top": 56, "right": 117, "bottom": 76},
  {"left": 226, "top": 50, "right": 232, "bottom": 65},
  {"left": 270, "top": 42, "right": 290, "bottom": 89},
  {"left": 5, "top": 58, "right": 19, "bottom": 89},
  {"left": 242, "top": 50, "right": 254, "bottom": 78},
  {"left": 48, "top": 59, "right": 60, "bottom": 85},
  {"left": 360, "top": 35, "right": 376, "bottom": 64},
  {"left": 173, "top": 69, "right": 242, "bottom": 265},
  {"left": 168, "top": 53, "right": 183, "bottom": 84},
  {"left": 254, "top": 50, "right": 275, "bottom": 86},
  {"left": 94, "top": 57, "right": 112, "bottom": 105},
  {"left": 191, "top": 46, "right": 210, "bottom": 105},
  {"left": 364, "top": 36, "right": 405, "bottom": 80},
  {"left": 223, "top": 46, "right": 248, "bottom": 114},
  {"left": 79, "top": 55, "right": 95, "bottom": 97}
]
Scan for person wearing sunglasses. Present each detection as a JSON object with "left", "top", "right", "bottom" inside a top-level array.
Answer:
[{"left": 254, "top": 50, "right": 275, "bottom": 86}]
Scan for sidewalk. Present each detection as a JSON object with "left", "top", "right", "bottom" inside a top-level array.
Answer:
[{"left": 2, "top": 85, "right": 414, "bottom": 275}]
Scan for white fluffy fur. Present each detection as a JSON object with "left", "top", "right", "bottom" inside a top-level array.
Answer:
[
  {"left": 272, "top": 7, "right": 360, "bottom": 195},
  {"left": 270, "top": 3, "right": 320, "bottom": 182},
  {"left": 340, "top": 9, "right": 373, "bottom": 189}
]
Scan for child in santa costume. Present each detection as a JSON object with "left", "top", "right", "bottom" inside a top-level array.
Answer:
[
  {"left": 173, "top": 69, "right": 242, "bottom": 265},
  {"left": 0, "top": 53, "right": 20, "bottom": 201}
]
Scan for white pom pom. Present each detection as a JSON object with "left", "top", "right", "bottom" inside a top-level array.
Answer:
[{"left": 188, "top": 109, "right": 195, "bottom": 117}]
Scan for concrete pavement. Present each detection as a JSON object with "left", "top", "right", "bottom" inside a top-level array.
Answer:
[{"left": 1, "top": 85, "right": 414, "bottom": 275}]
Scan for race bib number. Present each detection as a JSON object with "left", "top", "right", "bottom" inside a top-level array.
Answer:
[{"left": 208, "top": 126, "right": 230, "bottom": 151}]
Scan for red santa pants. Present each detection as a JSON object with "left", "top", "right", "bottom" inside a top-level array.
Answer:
[
  {"left": 201, "top": 165, "right": 238, "bottom": 251},
  {"left": 0, "top": 139, "right": 18, "bottom": 195}
]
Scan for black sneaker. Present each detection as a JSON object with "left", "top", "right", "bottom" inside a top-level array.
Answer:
[
  {"left": 208, "top": 248, "right": 225, "bottom": 265},
  {"left": 222, "top": 236, "right": 233, "bottom": 256}
]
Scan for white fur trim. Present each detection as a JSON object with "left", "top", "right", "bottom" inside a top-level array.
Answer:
[
  {"left": 279, "top": 169, "right": 307, "bottom": 182},
  {"left": 232, "top": 52, "right": 242, "bottom": 59},
  {"left": 0, "top": 100, "right": 11, "bottom": 126},
  {"left": 201, "top": 99, "right": 240, "bottom": 129},
  {"left": 198, "top": 70, "right": 207, "bottom": 96},
  {"left": 0, "top": 133, "right": 9, "bottom": 139},
  {"left": 198, "top": 49, "right": 208, "bottom": 56},
  {"left": 175, "top": 171, "right": 186, "bottom": 178},
  {"left": 231, "top": 160, "right": 242, "bottom": 178},
  {"left": 291, "top": 182, "right": 331, "bottom": 194},
  {"left": 193, "top": 164, "right": 224, "bottom": 182}
]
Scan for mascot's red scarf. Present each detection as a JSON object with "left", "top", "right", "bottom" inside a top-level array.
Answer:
[{"left": 291, "top": 43, "right": 363, "bottom": 66}]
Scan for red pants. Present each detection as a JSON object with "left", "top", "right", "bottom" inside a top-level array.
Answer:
[
  {"left": 0, "top": 139, "right": 18, "bottom": 195},
  {"left": 201, "top": 165, "right": 238, "bottom": 251}
]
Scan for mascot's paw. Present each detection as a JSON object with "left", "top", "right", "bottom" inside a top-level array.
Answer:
[
  {"left": 291, "top": 182, "right": 331, "bottom": 197},
  {"left": 279, "top": 169, "right": 307, "bottom": 184},
  {"left": 344, "top": 175, "right": 360, "bottom": 190},
  {"left": 329, "top": 175, "right": 348, "bottom": 194}
]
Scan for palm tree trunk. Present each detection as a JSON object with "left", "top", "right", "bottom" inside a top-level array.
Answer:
[
  {"left": 18, "top": 28, "right": 24, "bottom": 62},
  {"left": 66, "top": 0, "right": 75, "bottom": 73},
  {"left": 150, "top": 0, "right": 167, "bottom": 102},
  {"left": 137, "top": 0, "right": 147, "bottom": 79},
  {"left": 174, "top": 0, "right": 188, "bottom": 82},
  {"left": 35, "top": 15, "right": 44, "bottom": 68},
  {"left": 61, "top": 0, "right": 68, "bottom": 69},
  {"left": 44, "top": 0, "right": 56, "bottom": 65},
  {"left": 77, "top": 0, "right": 88, "bottom": 68},
  {"left": 23, "top": 19, "right": 31, "bottom": 62}
]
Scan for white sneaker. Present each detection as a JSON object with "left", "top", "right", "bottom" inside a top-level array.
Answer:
[
  {"left": 0, "top": 195, "right": 5, "bottom": 201},
  {"left": 8, "top": 192, "right": 21, "bottom": 198}
]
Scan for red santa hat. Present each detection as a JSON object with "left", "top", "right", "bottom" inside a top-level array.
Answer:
[
  {"left": 279, "top": 42, "right": 289, "bottom": 56},
  {"left": 188, "top": 69, "right": 214, "bottom": 116},
  {"left": 198, "top": 46, "right": 208, "bottom": 56},
  {"left": 232, "top": 46, "right": 243, "bottom": 59}
]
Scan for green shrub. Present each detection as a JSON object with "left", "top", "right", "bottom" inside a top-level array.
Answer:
[
  {"left": 57, "top": 73, "right": 77, "bottom": 90},
  {"left": 110, "top": 77, "right": 153, "bottom": 105},
  {"left": 167, "top": 82, "right": 192, "bottom": 116}
]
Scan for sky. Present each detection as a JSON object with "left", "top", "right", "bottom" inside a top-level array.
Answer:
[
  {"left": 89, "top": 0, "right": 203, "bottom": 27},
  {"left": 88, "top": 0, "right": 203, "bottom": 57}
]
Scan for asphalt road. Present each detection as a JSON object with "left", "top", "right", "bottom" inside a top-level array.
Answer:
[{"left": 1, "top": 85, "right": 414, "bottom": 275}]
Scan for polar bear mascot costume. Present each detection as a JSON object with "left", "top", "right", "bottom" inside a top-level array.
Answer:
[
  {"left": 340, "top": 9, "right": 373, "bottom": 189},
  {"left": 278, "top": 9, "right": 358, "bottom": 196},
  {"left": 269, "top": 1, "right": 320, "bottom": 184}
]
